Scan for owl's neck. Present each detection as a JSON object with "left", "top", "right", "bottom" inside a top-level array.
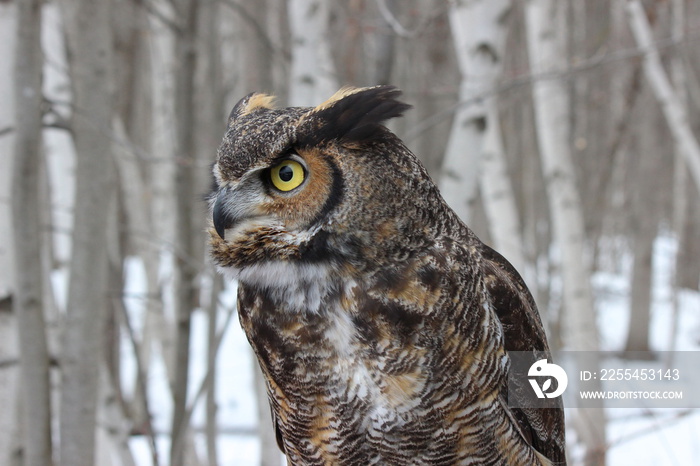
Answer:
[{"left": 224, "top": 259, "right": 339, "bottom": 314}]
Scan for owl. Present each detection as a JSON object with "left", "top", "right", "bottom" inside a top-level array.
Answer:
[{"left": 208, "top": 86, "right": 566, "bottom": 465}]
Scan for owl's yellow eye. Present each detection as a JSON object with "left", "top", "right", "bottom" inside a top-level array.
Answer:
[{"left": 270, "top": 160, "right": 305, "bottom": 192}]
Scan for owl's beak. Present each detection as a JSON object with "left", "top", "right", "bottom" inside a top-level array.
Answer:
[{"left": 212, "top": 189, "right": 236, "bottom": 239}]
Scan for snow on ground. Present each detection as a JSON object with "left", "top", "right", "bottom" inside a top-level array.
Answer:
[
  {"left": 122, "top": 234, "right": 700, "bottom": 465},
  {"left": 588, "top": 235, "right": 700, "bottom": 466}
]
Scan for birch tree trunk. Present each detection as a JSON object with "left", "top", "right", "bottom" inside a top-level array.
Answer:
[
  {"left": 626, "top": 0, "right": 700, "bottom": 194},
  {"left": 479, "top": 99, "right": 529, "bottom": 276},
  {"left": 443, "top": 0, "right": 528, "bottom": 278},
  {"left": 145, "top": 0, "right": 177, "bottom": 387},
  {"left": 668, "top": 0, "right": 689, "bottom": 350},
  {"left": 12, "top": 2, "right": 54, "bottom": 465},
  {"left": 170, "top": 0, "right": 200, "bottom": 464},
  {"left": 43, "top": 1, "right": 75, "bottom": 273},
  {"left": 288, "top": 0, "right": 337, "bottom": 107},
  {"left": 0, "top": 2, "right": 16, "bottom": 302},
  {"left": 525, "top": 1, "right": 606, "bottom": 464},
  {"left": 625, "top": 222, "right": 654, "bottom": 352},
  {"left": 58, "top": 0, "right": 114, "bottom": 463},
  {"left": 624, "top": 84, "right": 668, "bottom": 355},
  {"left": 238, "top": 0, "right": 274, "bottom": 93},
  {"left": 198, "top": 1, "right": 224, "bottom": 463},
  {"left": 525, "top": 0, "right": 601, "bottom": 354},
  {"left": 439, "top": 0, "right": 511, "bottom": 225},
  {"left": 366, "top": 0, "right": 397, "bottom": 86},
  {"left": 0, "top": 4, "right": 19, "bottom": 462}
]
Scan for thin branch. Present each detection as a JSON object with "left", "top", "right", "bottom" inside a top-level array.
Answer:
[
  {"left": 48, "top": 222, "right": 215, "bottom": 283},
  {"left": 375, "top": 0, "right": 415, "bottom": 38},
  {"left": 39, "top": 89, "right": 211, "bottom": 172},
  {"left": 374, "top": 0, "right": 449, "bottom": 39},
  {"left": 171, "top": 292, "right": 238, "bottom": 463},
  {"left": 43, "top": 93, "right": 205, "bottom": 167},
  {"left": 205, "top": 275, "right": 222, "bottom": 465},
  {"left": 134, "top": 0, "right": 181, "bottom": 32},
  {"left": 591, "top": 63, "right": 643, "bottom": 230},
  {"left": 146, "top": 425, "right": 259, "bottom": 436},
  {"left": 218, "top": 0, "right": 289, "bottom": 60},
  {"left": 118, "top": 294, "right": 161, "bottom": 466},
  {"left": 627, "top": 1, "right": 700, "bottom": 192},
  {"left": 606, "top": 409, "right": 696, "bottom": 450},
  {"left": 405, "top": 29, "right": 700, "bottom": 142}
]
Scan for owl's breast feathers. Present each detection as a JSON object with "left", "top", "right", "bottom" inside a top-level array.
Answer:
[{"left": 235, "top": 236, "right": 564, "bottom": 465}]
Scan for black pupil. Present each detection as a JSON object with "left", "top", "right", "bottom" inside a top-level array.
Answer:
[{"left": 279, "top": 165, "right": 294, "bottom": 182}]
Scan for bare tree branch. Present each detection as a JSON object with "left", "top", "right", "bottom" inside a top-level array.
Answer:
[
  {"left": 134, "top": 0, "right": 181, "bottom": 32},
  {"left": 374, "top": 0, "right": 415, "bottom": 38},
  {"left": 405, "top": 30, "right": 700, "bottom": 142},
  {"left": 627, "top": 0, "right": 700, "bottom": 194},
  {"left": 219, "top": 0, "right": 285, "bottom": 58},
  {"left": 606, "top": 409, "right": 696, "bottom": 450},
  {"left": 170, "top": 287, "right": 238, "bottom": 463},
  {"left": 118, "top": 292, "right": 161, "bottom": 466}
]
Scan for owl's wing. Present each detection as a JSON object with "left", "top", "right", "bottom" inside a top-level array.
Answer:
[{"left": 479, "top": 243, "right": 567, "bottom": 464}]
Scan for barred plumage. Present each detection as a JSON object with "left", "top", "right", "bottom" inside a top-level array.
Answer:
[{"left": 209, "top": 86, "right": 566, "bottom": 465}]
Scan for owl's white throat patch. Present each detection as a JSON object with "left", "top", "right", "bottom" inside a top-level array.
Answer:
[{"left": 219, "top": 261, "right": 334, "bottom": 314}]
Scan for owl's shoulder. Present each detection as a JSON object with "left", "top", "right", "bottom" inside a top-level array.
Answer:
[{"left": 477, "top": 243, "right": 548, "bottom": 352}]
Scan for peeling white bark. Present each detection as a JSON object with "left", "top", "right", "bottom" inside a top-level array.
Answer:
[
  {"left": 440, "top": 0, "right": 510, "bottom": 224},
  {"left": 441, "top": 1, "right": 528, "bottom": 278},
  {"left": 0, "top": 3, "right": 16, "bottom": 300},
  {"left": 525, "top": 0, "right": 599, "bottom": 352},
  {"left": 525, "top": 1, "right": 606, "bottom": 463},
  {"left": 288, "top": 0, "right": 338, "bottom": 107},
  {"left": 0, "top": 6, "right": 18, "bottom": 460},
  {"left": 479, "top": 99, "right": 527, "bottom": 275}
]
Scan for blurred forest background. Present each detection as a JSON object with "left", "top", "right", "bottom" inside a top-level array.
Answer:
[{"left": 1, "top": 0, "right": 700, "bottom": 465}]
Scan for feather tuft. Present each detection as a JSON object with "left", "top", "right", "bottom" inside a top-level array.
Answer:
[{"left": 299, "top": 85, "right": 412, "bottom": 147}]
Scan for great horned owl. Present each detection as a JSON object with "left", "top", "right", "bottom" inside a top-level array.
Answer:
[{"left": 209, "top": 86, "right": 566, "bottom": 465}]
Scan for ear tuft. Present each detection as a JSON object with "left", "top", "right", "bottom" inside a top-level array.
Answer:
[
  {"left": 228, "top": 92, "right": 276, "bottom": 125},
  {"left": 302, "top": 86, "right": 412, "bottom": 145}
]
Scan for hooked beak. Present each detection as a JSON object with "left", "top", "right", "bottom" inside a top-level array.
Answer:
[{"left": 212, "top": 189, "right": 236, "bottom": 239}]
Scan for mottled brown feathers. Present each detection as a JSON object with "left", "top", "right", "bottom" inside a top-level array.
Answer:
[{"left": 209, "top": 86, "right": 566, "bottom": 465}]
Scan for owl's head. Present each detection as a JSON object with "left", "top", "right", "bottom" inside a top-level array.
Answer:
[{"left": 209, "top": 86, "right": 446, "bottom": 280}]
